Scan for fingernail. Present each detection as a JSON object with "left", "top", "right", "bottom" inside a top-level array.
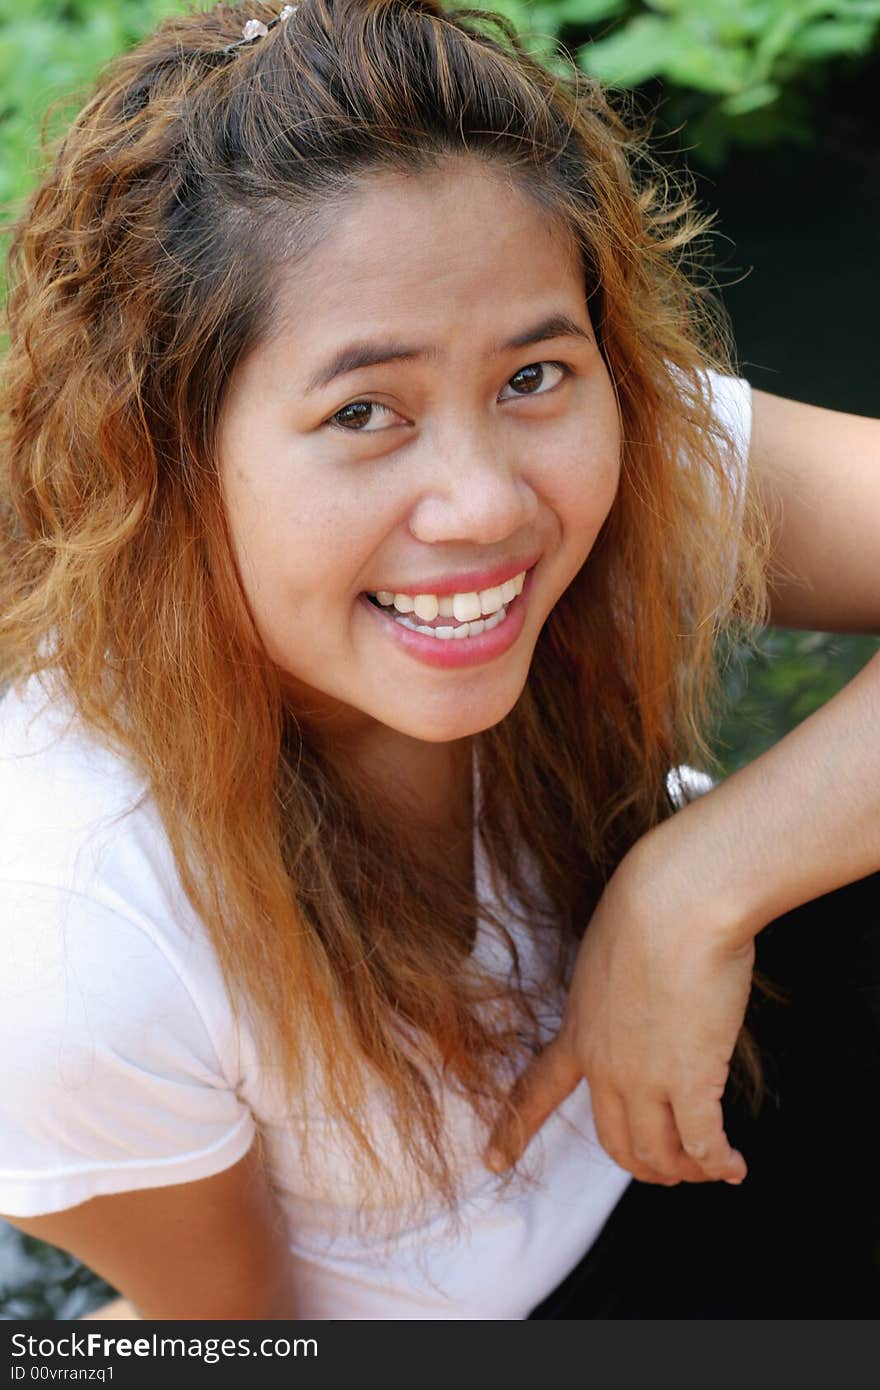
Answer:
[{"left": 725, "top": 1150, "right": 747, "bottom": 1185}]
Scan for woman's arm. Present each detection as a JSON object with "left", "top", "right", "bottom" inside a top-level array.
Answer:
[
  {"left": 747, "top": 388, "right": 880, "bottom": 634},
  {"left": 82, "top": 1298, "right": 138, "bottom": 1320},
  {"left": 486, "top": 389, "right": 880, "bottom": 1184},
  {"left": 2, "top": 1143, "right": 298, "bottom": 1320}
]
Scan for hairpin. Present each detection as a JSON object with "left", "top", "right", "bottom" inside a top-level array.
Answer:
[{"left": 223, "top": 5, "right": 299, "bottom": 53}]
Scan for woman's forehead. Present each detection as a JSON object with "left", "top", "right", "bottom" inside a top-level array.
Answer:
[{"left": 264, "top": 161, "right": 585, "bottom": 355}]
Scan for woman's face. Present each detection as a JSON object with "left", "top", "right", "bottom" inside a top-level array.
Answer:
[{"left": 218, "top": 157, "right": 621, "bottom": 749}]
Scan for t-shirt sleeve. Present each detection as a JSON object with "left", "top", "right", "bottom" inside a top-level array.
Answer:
[
  {"left": 0, "top": 881, "right": 256, "bottom": 1217},
  {"left": 704, "top": 367, "right": 753, "bottom": 521}
]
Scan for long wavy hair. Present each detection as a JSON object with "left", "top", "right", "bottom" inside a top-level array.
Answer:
[{"left": 0, "top": 0, "right": 773, "bottom": 1210}]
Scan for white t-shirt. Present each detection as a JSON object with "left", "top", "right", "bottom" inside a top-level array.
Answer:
[{"left": 0, "top": 372, "right": 751, "bottom": 1319}]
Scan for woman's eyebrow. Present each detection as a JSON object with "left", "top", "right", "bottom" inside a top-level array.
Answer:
[{"left": 304, "top": 312, "right": 593, "bottom": 393}]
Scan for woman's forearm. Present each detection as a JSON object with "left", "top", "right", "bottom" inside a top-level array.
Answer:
[
  {"left": 81, "top": 1297, "right": 139, "bottom": 1319},
  {"left": 640, "top": 645, "right": 880, "bottom": 945}
]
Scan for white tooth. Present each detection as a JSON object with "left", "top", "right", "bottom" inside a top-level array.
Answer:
[
  {"left": 376, "top": 590, "right": 395, "bottom": 606},
  {"left": 500, "top": 578, "right": 517, "bottom": 604},
  {"left": 393, "top": 593, "right": 415, "bottom": 613},
  {"left": 452, "top": 592, "right": 482, "bottom": 623},
  {"left": 513, "top": 571, "right": 525, "bottom": 596},
  {"left": 413, "top": 594, "right": 440, "bottom": 622},
  {"left": 437, "top": 596, "right": 455, "bottom": 617},
  {"left": 479, "top": 586, "right": 504, "bottom": 616},
  {"left": 390, "top": 608, "right": 511, "bottom": 639}
]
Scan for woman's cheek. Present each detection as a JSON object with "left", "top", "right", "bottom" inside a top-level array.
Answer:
[
  {"left": 582, "top": 411, "right": 623, "bottom": 535},
  {"left": 552, "top": 437, "right": 621, "bottom": 545}
]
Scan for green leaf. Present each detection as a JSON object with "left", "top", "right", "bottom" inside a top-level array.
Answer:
[
  {"left": 791, "top": 18, "right": 878, "bottom": 58},
  {"left": 664, "top": 23, "right": 752, "bottom": 92},
  {"left": 489, "top": 0, "right": 564, "bottom": 59},
  {"left": 839, "top": 1, "right": 880, "bottom": 17},
  {"left": 487, "top": 0, "right": 538, "bottom": 34},
  {"left": 551, "top": 0, "right": 628, "bottom": 23},
  {"left": 720, "top": 80, "right": 781, "bottom": 115},
  {"left": 577, "top": 15, "right": 680, "bottom": 86},
  {"left": 581, "top": 12, "right": 755, "bottom": 94},
  {"left": 753, "top": 8, "right": 809, "bottom": 77},
  {"left": 644, "top": 0, "right": 776, "bottom": 37}
]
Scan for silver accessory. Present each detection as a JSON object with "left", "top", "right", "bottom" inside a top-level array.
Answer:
[{"left": 224, "top": 5, "right": 299, "bottom": 53}]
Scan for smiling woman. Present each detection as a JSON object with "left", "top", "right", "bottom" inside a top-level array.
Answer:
[
  {"left": 216, "top": 158, "right": 621, "bottom": 746},
  {"left": 2, "top": 0, "right": 876, "bottom": 1324}
]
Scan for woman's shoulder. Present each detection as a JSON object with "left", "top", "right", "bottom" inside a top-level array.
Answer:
[
  {"left": 687, "top": 366, "right": 754, "bottom": 491},
  {"left": 0, "top": 876, "right": 255, "bottom": 1219},
  {"left": 0, "top": 671, "right": 242, "bottom": 1078},
  {"left": 0, "top": 680, "right": 256, "bottom": 1219},
  {"left": 1, "top": 673, "right": 194, "bottom": 928},
  {"left": 704, "top": 368, "right": 753, "bottom": 489},
  {"left": 0, "top": 671, "right": 148, "bottom": 884}
]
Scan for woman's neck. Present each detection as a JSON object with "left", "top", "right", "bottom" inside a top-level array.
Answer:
[
  {"left": 357, "top": 731, "right": 474, "bottom": 840},
  {"left": 289, "top": 706, "right": 475, "bottom": 875}
]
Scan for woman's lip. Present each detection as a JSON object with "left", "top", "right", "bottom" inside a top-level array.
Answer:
[
  {"left": 358, "top": 565, "right": 535, "bottom": 671},
  {"left": 364, "top": 554, "right": 542, "bottom": 598}
]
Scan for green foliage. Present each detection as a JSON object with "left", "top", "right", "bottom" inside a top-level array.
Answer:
[
  {"left": 533, "top": 0, "right": 880, "bottom": 166},
  {"left": 0, "top": 0, "right": 182, "bottom": 207},
  {"left": 714, "top": 629, "right": 880, "bottom": 775},
  {"left": 491, "top": 2, "right": 880, "bottom": 167},
  {"left": 492, "top": 1, "right": 880, "bottom": 169}
]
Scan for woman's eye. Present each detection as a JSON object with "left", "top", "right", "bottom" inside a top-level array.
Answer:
[
  {"left": 499, "top": 360, "right": 570, "bottom": 400},
  {"left": 327, "top": 360, "right": 570, "bottom": 433},
  {"left": 328, "top": 400, "right": 404, "bottom": 434}
]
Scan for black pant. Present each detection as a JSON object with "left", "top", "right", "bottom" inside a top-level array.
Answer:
[{"left": 528, "top": 871, "right": 880, "bottom": 1318}]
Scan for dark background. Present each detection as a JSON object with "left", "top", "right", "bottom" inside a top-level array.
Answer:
[{"left": 707, "top": 52, "right": 879, "bottom": 417}]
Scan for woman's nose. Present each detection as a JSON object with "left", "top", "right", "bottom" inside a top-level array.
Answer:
[{"left": 407, "top": 426, "right": 538, "bottom": 546}]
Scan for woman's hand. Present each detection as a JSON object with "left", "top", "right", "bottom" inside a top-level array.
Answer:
[{"left": 484, "top": 824, "right": 755, "bottom": 1186}]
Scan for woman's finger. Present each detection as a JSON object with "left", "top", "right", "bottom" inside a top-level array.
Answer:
[
  {"left": 592, "top": 1087, "right": 671, "bottom": 1184},
  {"left": 624, "top": 1096, "right": 716, "bottom": 1183},
  {"left": 673, "top": 1091, "right": 747, "bottom": 1182},
  {"left": 484, "top": 1035, "right": 581, "bottom": 1171},
  {"left": 595, "top": 1090, "right": 703, "bottom": 1185}
]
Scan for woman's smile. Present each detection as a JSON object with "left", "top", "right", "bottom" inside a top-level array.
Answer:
[{"left": 357, "top": 561, "right": 538, "bottom": 670}]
